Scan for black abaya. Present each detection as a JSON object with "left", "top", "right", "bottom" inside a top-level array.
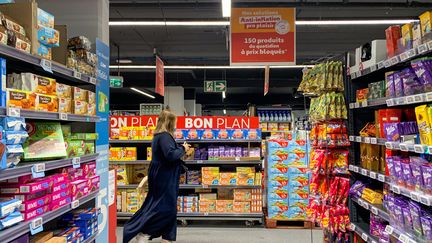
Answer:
[{"left": 123, "top": 132, "right": 185, "bottom": 242}]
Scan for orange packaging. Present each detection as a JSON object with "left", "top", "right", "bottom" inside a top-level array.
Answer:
[
  {"left": 58, "top": 98, "right": 72, "bottom": 113},
  {"left": 219, "top": 173, "right": 237, "bottom": 185},
  {"left": 6, "top": 89, "right": 36, "bottom": 110},
  {"left": 255, "top": 173, "right": 262, "bottom": 186},
  {"left": 233, "top": 189, "right": 252, "bottom": 202},
  {"left": 233, "top": 201, "right": 250, "bottom": 213},
  {"left": 125, "top": 147, "right": 137, "bottom": 161},
  {"left": 199, "top": 200, "right": 216, "bottom": 213},
  {"left": 201, "top": 167, "right": 219, "bottom": 185},
  {"left": 237, "top": 167, "right": 255, "bottom": 185},
  {"left": 216, "top": 200, "right": 234, "bottom": 213},
  {"left": 385, "top": 25, "right": 401, "bottom": 58},
  {"left": 35, "top": 93, "right": 58, "bottom": 112}
]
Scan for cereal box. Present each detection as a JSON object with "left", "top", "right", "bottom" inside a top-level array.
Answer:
[
  {"left": 233, "top": 201, "right": 250, "bottom": 213},
  {"left": 73, "top": 100, "right": 88, "bottom": 115},
  {"left": 59, "top": 98, "right": 72, "bottom": 113},
  {"left": 216, "top": 200, "right": 234, "bottom": 213},
  {"left": 6, "top": 89, "right": 36, "bottom": 110},
  {"left": 56, "top": 83, "right": 72, "bottom": 98},
  {"left": 88, "top": 103, "right": 96, "bottom": 116},
  {"left": 236, "top": 167, "right": 255, "bottom": 185},
  {"left": 73, "top": 87, "right": 88, "bottom": 102},
  {"left": 219, "top": 172, "right": 236, "bottom": 185},
  {"left": 87, "top": 91, "right": 96, "bottom": 104},
  {"left": 35, "top": 93, "right": 58, "bottom": 112},
  {"left": 201, "top": 167, "right": 219, "bottom": 185},
  {"left": 116, "top": 165, "right": 128, "bottom": 185},
  {"left": 199, "top": 200, "right": 216, "bottom": 213}
]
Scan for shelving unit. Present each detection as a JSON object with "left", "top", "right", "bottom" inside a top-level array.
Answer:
[
  {"left": 0, "top": 108, "right": 100, "bottom": 122},
  {"left": 350, "top": 222, "right": 380, "bottom": 243}
]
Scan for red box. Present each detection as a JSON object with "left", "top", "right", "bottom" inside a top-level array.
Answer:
[{"left": 385, "top": 26, "right": 401, "bottom": 58}]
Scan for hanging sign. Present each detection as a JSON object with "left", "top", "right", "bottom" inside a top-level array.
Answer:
[
  {"left": 230, "top": 7, "right": 296, "bottom": 65},
  {"left": 155, "top": 56, "right": 164, "bottom": 96},
  {"left": 264, "top": 65, "right": 270, "bottom": 95},
  {"left": 204, "top": 80, "right": 227, "bottom": 92}
]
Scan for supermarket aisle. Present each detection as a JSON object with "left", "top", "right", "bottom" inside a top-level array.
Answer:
[{"left": 116, "top": 227, "right": 323, "bottom": 243}]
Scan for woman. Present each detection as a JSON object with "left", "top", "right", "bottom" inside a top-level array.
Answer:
[{"left": 123, "top": 110, "right": 190, "bottom": 243}]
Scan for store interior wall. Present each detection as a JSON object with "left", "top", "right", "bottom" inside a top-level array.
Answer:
[{"left": 164, "top": 86, "right": 185, "bottom": 116}]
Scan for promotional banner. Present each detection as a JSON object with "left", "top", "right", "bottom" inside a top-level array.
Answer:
[
  {"left": 264, "top": 65, "right": 270, "bottom": 95},
  {"left": 230, "top": 8, "right": 296, "bottom": 65},
  {"left": 156, "top": 56, "right": 165, "bottom": 96},
  {"left": 110, "top": 116, "right": 260, "bottom": 129},
  {"left": 95, "top": 38, "right": 111, "bottom": 243}
]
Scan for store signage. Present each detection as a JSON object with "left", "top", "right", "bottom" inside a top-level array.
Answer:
[
  {"left": 230, "top": 7, "right": 296, "bottom": 65},
  {"left": 204, "top": 80, "right": 227, "bottom": 92},
  {"left": 264, "top": 65, "right": 270, "bottom": 95},
  {"left": 109, "top": 76, "right": 123, "bottom": 88},
  {"left": 110, "top": 116, "right": 260, "bottom": 129},
  {"left": 156, "top": 56, "right": 164, "bottom": 96}
]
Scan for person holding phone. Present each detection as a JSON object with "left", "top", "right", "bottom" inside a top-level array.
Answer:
[{"left": 123, "top": 110, "right": 190, "bottom": 243}]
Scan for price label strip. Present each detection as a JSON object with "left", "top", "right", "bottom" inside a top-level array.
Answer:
[
  {"left": 370, "top": 138, "right": 377, "bottom": 144},
  {"left": 418, "top": 43, "right": 429, "bottom": 54},
  {"left": 399, "top": 143, "right": 409, "bottom": 152},
  {"left": 71, "top": 200, "right": 80, "bottom": 209},
  {"left": 31, "top": 163, "right": 45, "bottom": 178},
  {"left": 377, "top": 61, "right": 385, "bottom": 69},
  {"left": 414, "top": 145, "right": 425, "bottom": 154},
  {"left": 392, "top": 185, "right": 401, "bottom": 194},
  {"left": 398, "top": 234, "right": 409, "bottom": 243},
  {"left": 196, "top": 160, "right": 203, "bottom": 164},
  {"left": 414, "top": 94, "right": 424, "bottom": 103},
  {"left": 89, "top": 77, "right": 97, "bottom": 85},
  {"left": 29, "top": 217, "right": 44, "bottom": 235},
  {"left": 369, "top": 171, "right": 377, "bottom": 179},
  {"left": 59, "top": 113, "right": 68, "bottom": 121},
  {"left": 73, "top": 71, "right": 82, "bottom": 80},
  {"left": 386, "top": 99, "right": 394, "bottom": 107},
  {"left": 361, "top": 169, "right": 368, "bottom": 176},
  {"left": 426, "top": 92, "right": 432, "bottom": 102},
  {"left": 349, "top": 165, "right": 354, "bottom": 171},
  {"left": 399, "top": 52, "right": 409, "bottom": 61},
  {"left": 361, "top": 100, "right": 368, "bottom": 107},
  {"left": 385, "top": 142, "right": 393, "bottom": 150},
  {"left": 420, "top": 195, "right": 431, "bottom": 206},
  {"left": 349, "top": 103, "right": 354, "bottom": 109},
  {"left": 7, "top": 107, "right": 20, "bottom": 118},
  {"left": 356, "top": 136, "right": 362, "bottom": 143},
  {"left": 385, "top": 225, "right": 394, "bottom": 235},
  {"left": 370, "top": 65, "right": 377, "bottom": 72},
  {"left": 371, "top": 206, "right": 378, "bottom": 215},
  {"left": 72, "top": 157, "right": 81, "bottom": 169},
  {"left": 40, "top": 59, "right": 53, "bottom": 73},
  {"left": 407, "top": 48, "right": 417, "bottom": 58},
  {"left": 377, "top": 174, "right": 385, "bottom": 182},
  {"left": 364, "top": 137, "right": 370, "bottom": 144},
  {"left": 353, "top": 166, "right": 359, "bottom": 173},
  {"left": 361, "top": 233, "right": 368, "bottom": 241},
  {"left": 354, "top": 102, "right": 359, "bottom": 108},
  {"left": 410, "top": 192, "right": 419, "bottom": 202}
]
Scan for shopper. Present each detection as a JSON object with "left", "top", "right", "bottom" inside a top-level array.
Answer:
[{"left": 123, "top": 110, "right": 190, "bottom": 243}]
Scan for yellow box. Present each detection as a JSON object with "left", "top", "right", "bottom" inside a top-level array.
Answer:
[
  {"left": 147, "top": 147, "right": 152, "bottom": 161},
  {"left": 56, "top": 83, "right": 72, "bottom": 98},
  {"left": 73, "top": 87, "right": 88, "bottom": 102},
  {"left": 6, "top": 88, "right": 36, "bottom": 110},
  {"left": 35, "top": 93, "right": 58, "bottom": 112},
  {"left": 58, "top": 98, "right": 71, "bottom": 113},
  {"left": 233, "top": 201, "right": 251, "bottom": 213},
  {"left": 88, "top": 103, "right": 96, "bottom": 116},
  {"left": 216, "top": 200, "right": 234, "bottom": 213},
  {"left": 420, "top": 11, "right": 432, "bottom": 35},
  {"left": 401, "top": 23, "right": 413, "bottom": 47},
  {"left": 199, "top": 193, "right": 217, "bottom": 201},
  {"left": 117, "top": 165, "right": 128, "bottom": 185},
  {"left": 415, "top": 105, "right": 432, "bottom": 145},
  {"left": 236, "top": 167, "right": 255, "bottom": 185},
  {"left": 87, "top": 91, "right": 96, "bottom": 104},
  {"left": 73, "top": 100, "right": 88, "bottom": 115},
  {"left": 199, "top": 200, "right": 216, "bottom": 213},
  {"left": 46, "top": 237, "right": 66, "bottom": 243},
  {"left": 233, "top": 189, "right": 252, "bottom": 202},
  {"left": 219, "top": 172, "right": 237, "bottom": 185},
  {"left": 201, "top": 167, "right": 219, "bottom": 185}
]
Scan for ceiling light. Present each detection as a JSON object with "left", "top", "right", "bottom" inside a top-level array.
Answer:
[
  {"left": 222, "top": 0, "right": 231, "bottom": 18},
  {"left": 116, "top": 59, "right": 132, "bottom": 64},
  {"left": 130, "top": 87, "right": 155, "bottom": 99},
  {"left": 109, "top": 19, "right": 417, "bottom": 27},
  {"left": 223, "top": 109, "right": 227, "bottom": 115},
  {"left": 222, "top": 91, "right": 226, "bottom": 99},
  {"left": 109, "top": 65, "right": 314, "bottom": 69}
]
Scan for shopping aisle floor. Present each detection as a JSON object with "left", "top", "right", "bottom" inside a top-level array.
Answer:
[{"left": 116, "top": 227, "right": 323, "bottom": 243}]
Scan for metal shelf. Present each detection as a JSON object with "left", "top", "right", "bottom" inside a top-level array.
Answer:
[
  {"left": 349, "top": 98, "right": 387, "bottom": 109},
  {"left": 351, "top": 197, "right": 390, "bottom": 222},
  {"left": 184, "top": 160, "right": 262, "bottom": 165},
  {"left": 82, "top": 231, "right": 99, "bottom": 243},
  {"left": 348, "top": 165, "right": 389, "bottom": 183},
  {"left": 385, "top": 225, "right": 422, "bottom": 243},
  {"left": 349, "top": 136, "right": 430, "bottom": 154},
  {"left": 261, "top": 130, "right": 290, "bottom": 133},
  {"left": 0, "top": 42, "right": 96, "bottom": 85},
  {"left": 350, "top": 222, "right": 379, "bottom": 243},
  {"left": 0, "top": 190, "right": 99, "bottom": 243},
  {"left": 110, "top": 160, "right": 150, "bottom": 165},
  {"left": 350, "top": 40, "right": 432, "bottom": 80},
  {"left": 0, "top": 108, "right": 100, "bottom": 122},
  {"left": 389, "top": 184, "right": 432, "bottom": 206},
  {"left": 117, "top": 184, "right": 262, "bottom": 190},
  {"left": 0, "top": 153, "right": 99, "bottom": 181},
  {"left": 109, "top": 139, "right": 262, "bottom": 144},
  {"left": 117, "top": 212, "right": 263, "bottom": 221}
]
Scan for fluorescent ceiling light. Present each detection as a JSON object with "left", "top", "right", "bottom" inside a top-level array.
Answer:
[
  {"left": 223, "top": 109, "right": 227, "bottom": 115},
  {"left": 130, "top": 87, "right": 155, "bottom": 99},
  {"left": 116, "top": 59, "right": 132, "bottom": 64},
  {"left": 109, "top": 19, "right": 417, "bottom": 26},
  {"left": 222, "top": 91, "right": 226, "bottom": 99},
  {"left": 109, "top": 65, "right": 314, "bottom": 69},
  {"left": 222, "top": 0, "right": 231, "bottom": 18}
]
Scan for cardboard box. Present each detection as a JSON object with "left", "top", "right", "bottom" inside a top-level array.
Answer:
[
  {"left": 58, "top": 98, "right": 71, "bottom": 113},
  {"left": 35, "top": 93, "right": 58, "bottom": 112},
  {"left": 216, "top": 200, "right": 234, "bottom": 213},
  {"left": 233, "top": 189, "right": 252, "bottom": 202},
  {"left": 219, "top": 172, "right": 236, "bottom": 185},
  {"left": 233, "top": 201, "right": 250, "bottom": 213},
  {"left": 6, "top": 88, "right": 36, "bottom": 110},
  {"left": 201, "top": 167, "right": 219, "bottom": 185},
  {"left": 87, "top": 103, "right": 96, "bottom": 116},
  {"left": 199, "top": 200, "right": 216, "bottom": 213},
  {"left": 30, "top": 231, "right": 54, "bottom": 243},
  {"left": 56, "top": 83, "right": 72, "bottom": 98},
  {"left": 88, "top": 91, "right": 96, "bottom": 104},
  {"left": 37, "top": 8, "right": 54, "bottom": 28},
  {"left": 73, "top": 100, "right": 88, "bottom": 115},
  {"left": 73, "top": 87, "right": 88, "bottom": 102},
  {"left": 23, "top": 122, "right": 67, "bottom": 160},
  {"left": 420, "top": 11, "right": 432, "bottom": 35}
]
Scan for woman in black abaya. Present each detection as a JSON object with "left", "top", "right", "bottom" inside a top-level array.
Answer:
[{"left": 123, "top": 110, "right": 189, "bottom": 243}]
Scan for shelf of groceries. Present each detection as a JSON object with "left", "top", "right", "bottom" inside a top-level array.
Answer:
[{"left": 117, "top": 212, "right": 264, "bottom": 221}]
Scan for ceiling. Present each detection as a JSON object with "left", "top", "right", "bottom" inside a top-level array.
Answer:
[{"left": 108, "top": 0, "right": 432, "bottom": 111}]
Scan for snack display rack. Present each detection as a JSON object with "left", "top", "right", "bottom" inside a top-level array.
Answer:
[{"left": 346, "top": 30, "right": 432, "bottom": 243}]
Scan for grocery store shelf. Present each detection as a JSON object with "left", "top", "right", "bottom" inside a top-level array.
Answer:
[
  {"left": 0, "top": 108, "right": 100, "bottom": 122},
  {"left": 350, "top": 40, "right": 432, "bottom": 80},
  {"left": 117, "top": 184, "right": 138, "bottom": 189},
  {"left": 349, "top": 136, "right": 430, "bottom": 154},
  {"left": 351, "top": 197, "right": 390, "bottom": 222},
  {"left": 348, "top": 165, "right": 389, "bottom": 183},
  {"left": 386, "top": 92, "right": 432, "bottom": 107},
  {"left": 389, "top": 184, "right": 432, "bottom": 206},
  {"left": 110, "top": 160, "right": 150, "bottom": 165},
  {"left": 385, "top": 225, "right": 422, "bottom": 243},
  {"left": 109, "top": 139, "right": 152, "bottom": 144},
  {"left": 349, "top": 98, "right": 387, "bottom": 109},
  {"left": 117, "top": 212, "right": 264, "bottom": 221},
  {"left": 82, "top": 231, "right": 99, "bottom": 243},
  {"left": 348, "top": 136, "right": 386, "bottom": 145},
  {"left": 0, "top": 42, "right": 96, "bottom": 85},
  {"left": 109, "top": 139, "right": 262, "bottom": 144},
  {"left": 261, "top": 130, "right": 290, "bottom": 133},
  {"left": 0, "top": 190, "right": 99, "bottom": 243},
  {"left": 350, "top": 222, "right": 379, "bottom": 243},
  {"left": 184, "top": 160, "right": 262, "bottom": 165},
  {"left": 0, "top": 153, "right": 99, "bottom": 181},
  {"left": 117, "top": 184, "right": 262, "bottom": 190}
]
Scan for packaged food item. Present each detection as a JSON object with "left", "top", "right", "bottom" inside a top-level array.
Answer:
[
  {"left": 73, "top": 100, "right": 88, "bottom": 115},
  {"left": 87, "top": 103, "right": 96, "bottom": 116},
  {"left": 219, "top": 172, "right": 236, "bottom": 185},
  {"left": 58, "top": 98, "right": 72, "bottom": 113},
  {"left": 74, "top": 49, "right": 97, "bottom": 67},
  {"left": 87, "top": 91, "right": 96, "bottom": 104},
  {"left": 0, "top": 25, "right": 7, "bottom": 45},
  {"left": 37, "top": 44, "right": 51, "bottom": 60},
  {"left": 23, "top": 122, "right": 67, "bottom": 160},
  {"left": 37, "top": 8, "right": 55, "bottom": 28},
  {"left": 216, "top": 200, "right": 234, "bottom": 213},
  {"left": 385, "top": 25, "right": 401, "bottom": 58},
  {"left": 415, "top": 105, "right": 432, "bottom": 145},
  {"left": 37, "top": 25, "right": 59, "bottom": 47},
  {"left": 117, "top": 165, "right": 128, "bottom": 185},
  {"left": 1, "top": 14, "right": 26, "bottom": 36},
  {"left": 68, "top": 36, "right": 92, "bottom": 51},
  {"left": 6, "top": 89, "right": 36, "bottom": 110},
  {"left": 56, "top": 83, "right": 72, "bottom": 98},
  {"left": 420, "top": 11, "right": 432, "bottom": 35},
  {"left": 30, "top": 231, "right": 54, "bottom": 243},
  {"left": 35, "top": 93, "right": 58, "bottom": 112},
  {"left": 70, "top": 179, "right": 89, "bottom": 201},
  {"left": 0, "top": 178, "right": 51, "bottom": 194},
  {"left": 201, "top": 167, "right": 219, "bottom": 185},
  {"left": 7, "top": 30, "right": 31, "bottom": 53},
  {"left": 198, "top": 200, "right": 216, "bottom": 213},
  {"left": 233, "top": 201, "right": 250, "bottom": 213},
  {"left": 356, "top": 88, "right": 369, "bottom": 102},
  {"left": 73, "top": 87, "right": 88, "bottom": 102},
  {"left": 0, "top": 198, "right": 21, "bottom": 217},
  {"left": 412, "top": 23, "right": 423, "bottom": 47},
  {"left": 401, "top": 23, "right": 413, "bottom": 49},
  {"left": 0, "top": 210, "right": 23, "bottom": 230}
]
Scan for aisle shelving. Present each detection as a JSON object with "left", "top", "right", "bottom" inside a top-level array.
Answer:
[
  {"left": 109, "top": 139, "right": 262, "bottom": 144},
  {"left": 350, "top": 222, "right": 380, "bottom": 243},
  {"left": 348, "top": 165, "right": 388, "bottom": 183},
  {"left": 0, "top": 108, "right": 100, "bottom": 122},
  {"left": 118, "top": 184, "right": 261, "bottom": 189},
  {"left": 351, "top": 197, "right": 390, "bottom": 222},
  {"left": 117, "top": 212, "right": 264, "bottom": 222},
  {"left": 109, "top": 160, "right": 262, "bottom": 165}
]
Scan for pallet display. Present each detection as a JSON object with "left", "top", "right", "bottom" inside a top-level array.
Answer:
[
  {"left": 346, "top": 15, "right": 432, "bottom": 243},
  {"left": 109, "top": 115, "right": 265, "bottom": 226}
]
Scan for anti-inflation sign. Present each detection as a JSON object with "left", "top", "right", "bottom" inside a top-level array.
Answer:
[{"left": 230, "top": 7, "right": 296, "bottom": 65}]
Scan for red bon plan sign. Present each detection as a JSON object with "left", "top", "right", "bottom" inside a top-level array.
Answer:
[
  {"left": 230, "top": 8, "right": 296, "bottom": 65},
  {"left": 110, "top": 116, "right": 259, "bottom": 129},
  {"left": 155, "top": 55, "right": 164, "bottom": 96}
]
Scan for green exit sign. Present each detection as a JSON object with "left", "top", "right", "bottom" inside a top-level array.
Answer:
[
  {"left": 110, "top": 76, "right": 123, "bottom": 87},
  {"left": 204, "top": 80, "right": 226, "bottom": 92}
]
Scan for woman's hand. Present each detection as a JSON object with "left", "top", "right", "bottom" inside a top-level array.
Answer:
[{"left": 182, "top": 142, "right": 191, "bottom": 151}]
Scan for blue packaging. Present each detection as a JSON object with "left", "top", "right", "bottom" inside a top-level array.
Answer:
[
  {"left": 0, "top": 117, "right": 26, "bottom": 131},
  {"left": 37, "top": 25, "right": 59, "bottom": 47},
  {"left": 0, "top": 198, "right": 21, "bottom": 217},
  {"left": 0, "top": 58, "right": 5, "bottom": 107},
  {"left": 0, "top": 210, "right": 23, "bottom": 230},
  {"left": 6, "top": 144, "right": 23, "bottom": 168},
  {"left": 5, "top": 131, "right": 28, "bottom": 145}
]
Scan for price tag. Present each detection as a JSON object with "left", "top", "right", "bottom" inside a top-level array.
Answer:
[
  {"left": 358, "top": 199, "right": 364, "bottom": 207},
  {"left": 73, "top": 71, "right": 82, "bottom": 79},
  {"left": 89, "top": 77, "right": 97, "bottom": 85},
  {"left": 356, "top": 71, "right": 362, "bottom": 78},
  {"left": 72, "top": 157, "right": 81, "bottom": 169},
  {"left": 355, "top": 136, "right": 362, "bottom": 143},
  {"left": 202, "top": 184, "right": 209, "bottom": 189},
  {"left": 196, "top": 160, "right": 203, "bottom": 164},
  {"left": 29, "top": 217, "right": 43, "bottom": 235},
  {"left": 392, "top": 185, "right": 401, "bottom": 194},
  {"left": 377, "top": 61, "right": 385, "bottom": 69},
  {"left": 363, "top": 202, "right": 369, "bottom": 210},
  {"left": 390, "top": 56, "right": 400, "bottom": 65},
  {"left": 410, "top": 192, "right": 419, "bottom": 202},
  {"left": 385, "top": 142, "right": 393, "bottom": 149},
  {"left": 31, "top": 163, "right": 45, "bottom": 178},
  {"left": 414, "top": 145, "right": 425, "bottom": 154},
  {"left": 203, "top": 212, "right": 209, "bottom": 216},
  {"left": 428, "top": 40, "right": 432, "bottom": 50},
  {"left": 398, "top": 97, "right": 406, "bottom": 105},
  {"left": 398, "top": 234, "right": 409, "bottom": 243},
  {"left": 400, "top": 52, "right": 409, "bottom": 61},
  {"left": 370, "top": 65, "right": 377, "bottom": 72},
  {"left": 414, "top": 94, "right": 424, "bottom": 103},
  {"left": 349, "top": 165, "right": 354, "bottom": 171},
  {"left": 361, "top": 100, "right": 368, "bottom": 107},
  {"left": 350, "top": 223, "right": 356, "bottom": 231},
  {"left": 59, "top": 113, "right": 68, "bottom": 121},
  {"left": 385, "top": 225, "right": 394, "bottom": 234},
  {"left": 399, "top": 143, "right": 409, "bottom": 151},
  {"left": 407, "top": 239, "right": 417, "bottom": 243},
  {"left": 235, "top": 157, "right": 241, "bottom": 161},
  {"left": 364, "top": 137, "right": 371, "bottom": 144},
  {"left": 353, "top": 166, "right": 359, "bottom": 173},
  {"left": 351, "top": 72, "right": 357, "bottom": 79},
  {"left": 406, "top": 95, "right": 415, "bottom": 103},
  {"left": 420, "top": 195, "right": 431, "bottom": 206},
  {"left": 378, "top": 174, "right": 385, "bottom": 182},
  {"left": 349, "top": 103, "right": 354, "bottom": 109},
  {"left": 7, "top": 107, "right": 20, "bottom": 117},
  {"left": 369, "top": 171, "right": 377, "bottom": 179},
  {"left": 40, "top": 59, "right": 53, "bottom": 73},
  {"left": 71, "top": 200, "right": 80, "bottom": 209},
  {"left": 370, "top": 138, "right": 377, "bottom": 144},
  {"left": 384, "top": 60, "right": 391, "bottom": 68},
  {"left": 361, "top": 233, "right": 368, "bottom": 241},
  {"left": 407, "top": 48, "right": 417, "bottom": 58},
  {"left": 418, "top": 43, "right": 429, "bottom": 54},
  {"left": 354, "top": 102, "right": 359, "bottom": 108},
  {"left": 361, "top": 169, "right": 368, "bottom": 176},
  {"left": 349, "top": 136, "right": 354, "bottom": 142},
  {"left": 386, "top": 99, "right": 394, "bottom": 106},
  {"left": 426, "top": 92, "right": 432, "bottom": 102},
  {"left": 371, "top": 206, "right": 378, "bottom": 215}
]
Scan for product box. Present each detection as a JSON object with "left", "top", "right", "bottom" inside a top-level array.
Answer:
[
  {"left": 268, "top": 209, "right": 289, "bottom": 220},
  {"left": 70, "top": 179, "right": 89, "bottom": 201},
  {"left": 37, "top": 44, "right": 51, "bottom": 60},
  {"left": 268, "top": 163, "right": 289, "bottom": 175},
  {"left": 146, "top": 147, "right": 152, "bottom": 161},
  {"left": 50, "top": 181, "right": 69, "bottom": 194},
  {"left": 116, "top": 165, "right": 128, "bottom": 186},
  {"left": 287, "top": 206, "right": 306, "bottom": 220},
  {"left": 401, "top": 23, "right": 413, "bottom": 49},
  {"left": 0, "top": 190, "right": 47, "bottom": 202},
  {"left": 84, "top": 141, "right": 94, "bottom": 154},
  {"left": 23, "top": 205, "right": 49, "bottom": 221},
  {"left": 65, "top": 140, "right": 84, "bottom": 158},
  {"left": 268, "top": 173, "right": 289, "bottom": 187},
  {"left": 236, "top": 167, "right": 255, "bottom": 185},
  {"left": 216, "top": 200, "right": 234, "bottom": 213},
  {"left": 385, "top": 26, "right": 401, "bottom": 58},
  {"left": 49, "top": 173, "right": 68, "bottom": 185},
  {"left": 201, "top": 167, "right": 219, "bottom": 185},
  {"left": 288, "top": 186, "right": 309, "bottom": 200},
  {"left": 233, "top": 201, "right": 250, "bottom": 213},
  {"left": 233, "top": 189, "right": 252, "bottom": 202},
  {"left": 199, "top": 193, "right": 217, "bottom": 201},
  {"left": 267, "top": 139, "right": 289, "bottom": 148},
  {"left": 73, "top": 87, "right": 87, "bottom": 102},
  {"left": 87, "top": 103, "right": 96, "bottom": 116},
  {"left": 420, "top": 11, "right": 432, "bottom": 35},
  {"left": 0, "top": 198, "right": 21, "bottom": 218},
  {"left": 37, "top": 8, "right": 54, "bottom": 28},
  {"left": 25, "top": 73, "right": 56, "bottom": 95},
  {"left": 0, "top": 178, "right": 51, "bottom": 194},
  {"left": 51, "top": 189, "right": 71, "bottom": 202},
  {"left": 198, "top": 200, "right": 216, "bottom": 213},
  {"left": 80, "top": 161, "right": 97, "bottom": 178},
  {"left": 37, "top": 25, "right": 59, "bottom": 47},
  {"left": 73, "top": 100, "right": 88, "bottom": 115},
  {"left": 289, "top": 174, "right": 309, "bottom": 188},
  {"left": 219, "top": 172, "right": 236, "bottom": 185},
  {"left": 56, "top": 83, "right": 72, "bottom": 99},
  {"left": 58, "top": 98, "right": 71, "bottom": 113},
  {"left": 267, "top": 187, "right": 288, "bottom": 200},
  {"left": 87, "top": 91, "right": 95, "bottom": 104},
  {"left": 5, "top": 131, "right": 28, "bottom": 145},
  {"left": 35, "top": 93, "right": 58, "bottom": 112},
  {"left": 23, "top": 122, "right": 67, "bottom": 160},
  {"left": 6, "top": 88, "right": 36, "bottom": 110},
  {"left": 268, "top": 199, "right": 289, "bottom": 212},
  {"left": 50, "top": 196, "right": 71, "bottom": 210}
]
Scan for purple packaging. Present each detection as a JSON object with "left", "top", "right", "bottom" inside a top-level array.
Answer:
[
  {"left": 393, "top": 199, "right": 406, "bottom": 229},
  {"left": 393, "top": 71, "right": 404, "bottom": 97},
  {"left": 410, "top": 156, "right": 426, "bottom": 191},
  {"left": 229, "top": 147, "right": 235, "bottom": 157},
  {"left": 401, "top": 162, "right": 415, "bottom": 189},
  {"left": 386, "top": 157, "right": 396, "bottom": 182},
  {"left": 409, "top": 201, "right": 423, "bottom": 237},
  {"left": 386, "top": 72, "right": 396, "bottom": 98},
  {"left": 208, "top": 147, "right": 214, "bottom": 160},
  {"left": 401, "top": 206, "right": 414, "bottom": 232},
  {"left": 400, "top": 67, "right": 424, "bottom": 95},
  {"left": 213, "top": 147, "right": 219, "bottom": 159},
  {"left": 219, "top": 146, "right": 225, "bottom": 158},
  {"left": 235, "top": 147, "right": 242, "bottom": 157},
  {"left": 421, "top": 216, "right": 432, "bottom": 241},
  {"left": 348, "top": 181, "right": 365, "bottom": 198},
  {"left": 393, "top": 158, "right": 405, "bottom": 186},
  {"left": 242, "top": 148, "right": 248, "bottom": 157},
  {"left": 411, "top": 59, "right": 432, "bottom": 92},
  {"left": 421, "top": 164, "right": 432, "bottom": 193},
  {"left": 384, "top": 123, "right": 400, "bottom": 141}
]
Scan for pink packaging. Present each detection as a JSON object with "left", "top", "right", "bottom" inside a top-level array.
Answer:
[
  {"left": 49, "top": 173, "right": 68, "bottom": 185},
  {"left": 59, "top": 167, "right": 81, "bottom": 181},
  {"left": 0, "top": 190, "right": 47, "bottom": 201},
  {"left": 1, "top": 175, "right": 33, "bottom": 184},
  {"left": 23, "top": 205, "right": 49, "bottom": 221},
  {"left": 19, "top": 194, "right": 51, "bottom": 212},
  {"left": 0, "top": 178, "right": 51, "bottom": 194},
  {"left": 50, "top": 181, "right": 70, "bottom": 194},
  {"left": 81, "top": 161, "right": 96, "bottom": 178},
  {"left": 71, "top": 179, "right": 89, "bottom": 200},
  {"left": 50, "top": 196, "right": 71, "bottom": 210},
  {"left": 88, "top": 175, "right": 100, "bottom": 192},
  {"left": 51, "top": 189, "right": 71, "bottom": 201}
]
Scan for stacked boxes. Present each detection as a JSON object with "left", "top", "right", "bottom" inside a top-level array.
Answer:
[
  {"left": 178, "top": 196, "right": 198, "bottom": 213},
  {"left": 0, "top": 117, "right": 26, "bottom": 169},
  {"left": 36, "top": 8, "right": 59, "bottom": 60},
  {"left": 116, "top": 189, "right": 146, "bottom": 213},
  {"left": 61, "top": 208, "right": 99, "bottom": 241},
  {"left": 267, "top": 131, "right": 310, "bottom": 220},
  {"left": 109, "top": 147, "right": 137, "bottom": 161},
  {"left": 236, "top": 167, "right": 255, "bottom": 185},
  {"left": 201, "top": 167, "right": 219, "bottom": 185},
  {"left": 367, "top": 81, "right": 386, "bottom": 100}
]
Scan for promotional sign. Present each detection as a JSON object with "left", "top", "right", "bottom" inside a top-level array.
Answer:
[
  {"left": 156, "top": 56, "right": 165, "bottom": 96},
  {"left": 95, "top": 38, "right": 111, "bottom": 243},
  {"left": 204, "top": 80, "right": 227, "bottom": 92},
  {"left": 264, "top": 65, "right": 270, "bottom": 96},
  {"left": 110, "top": 116, "right": 260, "bottom": 129},
  {"left": 230, "top": 8, "right": 296, "bottom": 65}
]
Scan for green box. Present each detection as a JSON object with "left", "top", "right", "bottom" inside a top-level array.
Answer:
[
  {"left": 70, "top": 133, "right": 98, "bottom": 141},
  {"left": 65, "top": 139, "right": 85, "bottom": 158},
  {"left": 61, "top": 125, "right": 72, "bottom": 139},
  {"left": 84, "top": 141, "right": 95, "bottom": 154},
  {"left": 24, "top": 122, "right": 67, "bottom": 160}
]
